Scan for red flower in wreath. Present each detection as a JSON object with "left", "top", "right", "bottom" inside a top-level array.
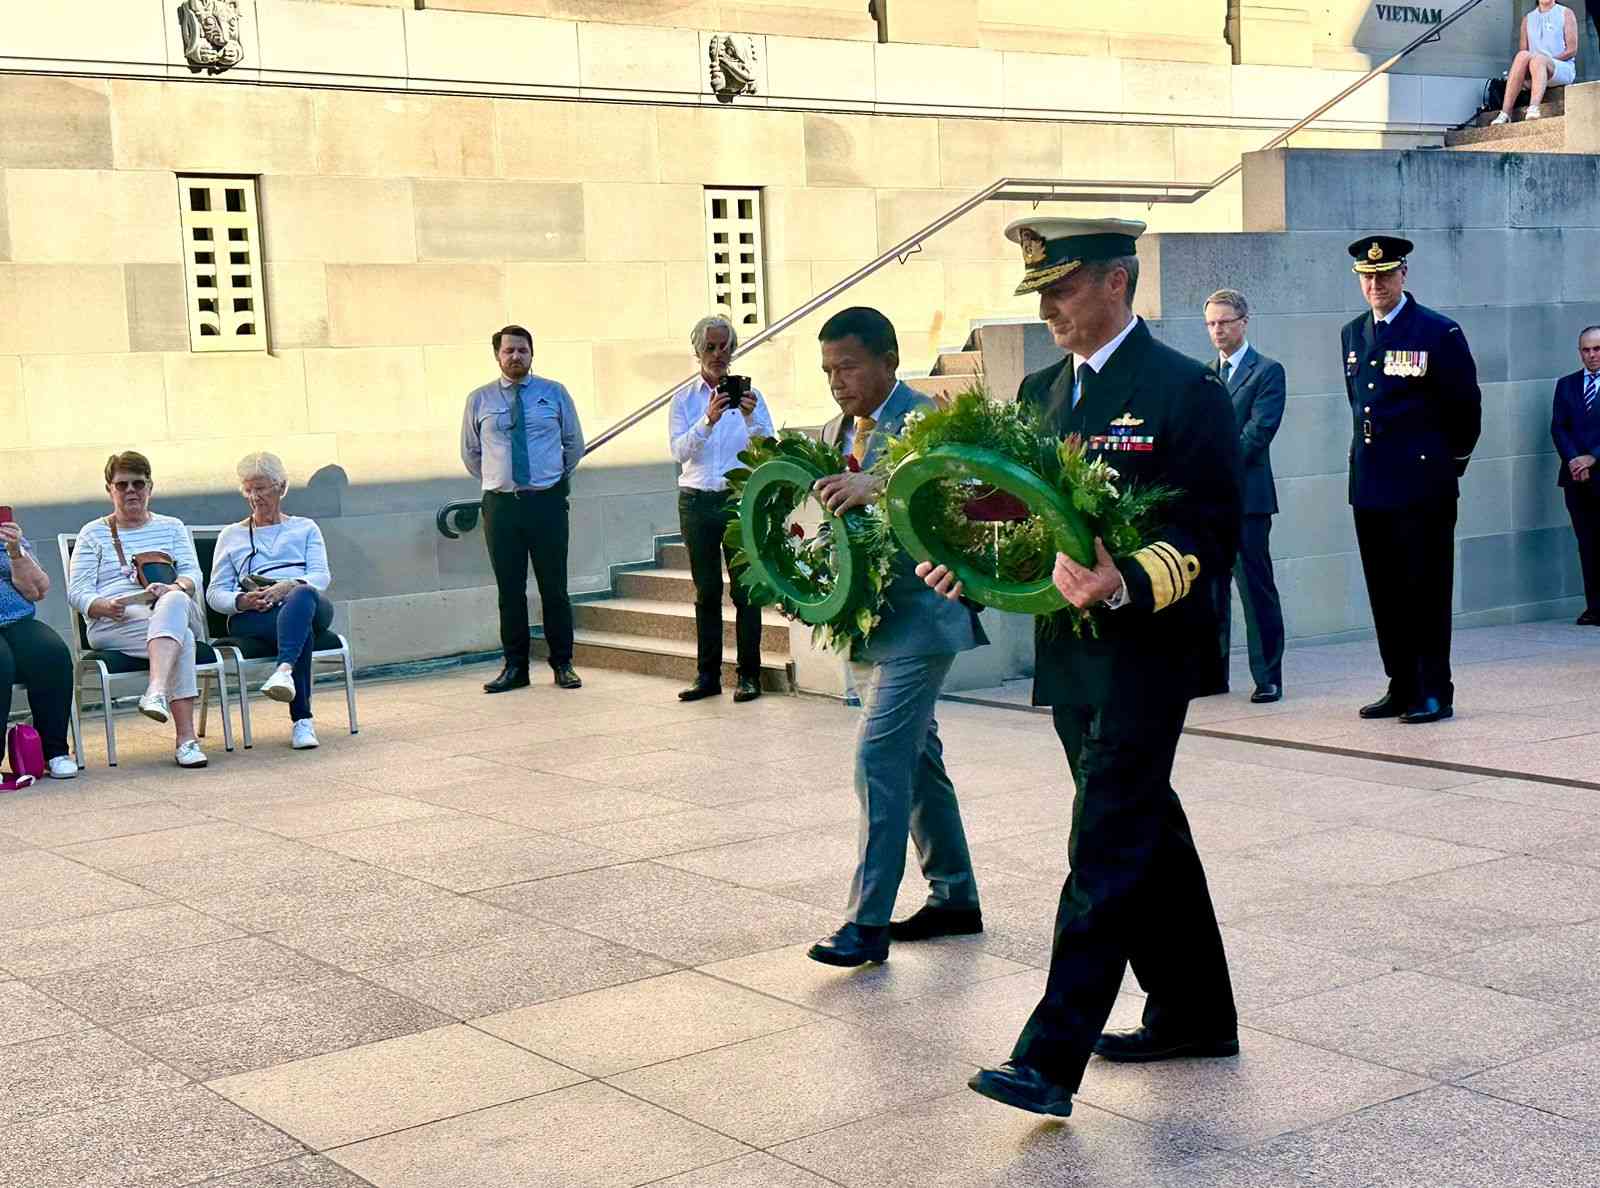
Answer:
[
  {"left": 789, "top": 522, "right": 806, "bottom": 540},
  {"left": 844, "top": 454, "right": 861, "bottom": 473}
]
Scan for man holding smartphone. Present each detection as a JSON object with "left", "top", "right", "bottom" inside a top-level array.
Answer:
[{"left": 668, "top": 314, "right": 775, "bottom": 703}]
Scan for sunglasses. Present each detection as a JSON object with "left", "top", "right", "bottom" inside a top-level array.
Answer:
[{"left": 111, "top": 479, "right": 149, "bottom": 492}]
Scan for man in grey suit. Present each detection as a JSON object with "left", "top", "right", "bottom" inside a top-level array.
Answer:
[
  {"left": 805, "top": 306, "right": 989, "bottom": 967},
  {"left": 1205, "top": 288, "right": 1286, "bottom": 703}
]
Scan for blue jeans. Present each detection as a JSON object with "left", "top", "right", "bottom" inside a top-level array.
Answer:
[{"left": 228, "top": 586, "right": 334, "bottom": 721}]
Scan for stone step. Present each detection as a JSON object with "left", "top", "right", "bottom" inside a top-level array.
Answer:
[
  {"left": 1445, "top": 116, "right": 1567, "bottom": 151},
  {"left": 905, "top": 373, "right": 977, "bottom": 404},
  {"left": 574, "top": 596, "right": 792, "bottom": 652},
  {"left": 616, "top": 565, "right": 701, "bottom": 602},
  {"left": 931, "top": 350, "right": 983, "bottom": 376},
  {"left": 534, "top": 629, "right": 794, "bottom": 691},
  {"left": 659, "top": 541, "right": 691, "bottom": 570},
  {"left": 1470, "top": 88, "right": 1565, "bottom": 125}
]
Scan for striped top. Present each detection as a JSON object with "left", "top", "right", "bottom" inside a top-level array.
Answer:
[{"left": 66, "top": 513, "right": 202, "bottom": 616}]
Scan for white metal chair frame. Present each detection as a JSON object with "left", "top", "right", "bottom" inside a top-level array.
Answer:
[
  {"left": 56, "top": 532, "right": 234, "bottom": 767},
  {"left": 189, "top": 525, "right": 359, "bottom": 749}
]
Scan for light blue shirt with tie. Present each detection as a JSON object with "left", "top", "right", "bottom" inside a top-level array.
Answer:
[{"left": 461, "top": 373, "right": 585, "bottom": 493}]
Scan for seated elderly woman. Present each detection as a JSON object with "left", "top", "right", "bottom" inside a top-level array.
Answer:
[
  {"left": 0, "top": 511, "right": 78, "bottom": 779},
  {"left": 1492, "top": 1, "right": 1579, "bottom": 124},
  {"left": 68, "top": 451, "right": 209, "bottom": 769},
  {"left": 206, "top": 452, "right": 333, "bottom": 751}
]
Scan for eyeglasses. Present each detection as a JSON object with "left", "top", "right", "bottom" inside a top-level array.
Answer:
[
  {"left": 1203, "top": 316, "right": 1245, "bottom": 329},
  {"left": 111, "top": 479, "right": 149, "bottom": 492}
]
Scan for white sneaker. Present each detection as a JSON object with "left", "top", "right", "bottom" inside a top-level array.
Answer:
[
  {"left": 291, "top": 719, "right": 319, "bottom": 750},
  {"left": 260, "top": 668, "right": 296, "bottom": 703},
  {"left": 47, "top": 755, "right": 79, "bottom": 779},
  {"left": 175, "top": 739, "right": 208, "bottom": 768},
  {"left": 138, "top": 691, "right": 171, "bottom": 724},
  {"left": 1525, "top": 105, "right": 1542, "bottom": 120},
  {"left": 1490, "top": 111, "right": 1510, "bottom": 125}
]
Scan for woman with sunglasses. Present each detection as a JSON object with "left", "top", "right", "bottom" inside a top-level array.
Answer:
[
  {"left": 205, "top": 452, "right": 333, "bottom": 751},
  {"left": 67, "top": 451, "right": 208, "bottom": 769}
]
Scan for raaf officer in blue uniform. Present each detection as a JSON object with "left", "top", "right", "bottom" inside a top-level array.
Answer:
[{"left": 1342, "top": 235, "right": 1481, "bottom": 724}]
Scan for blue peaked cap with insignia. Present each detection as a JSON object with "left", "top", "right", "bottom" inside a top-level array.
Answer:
[
  {"left": 1349, "top": 234, "right": 1412, "bottom": 275},
  {"left": 1005, "top": 217, "right": 1146, "bottom": 296}
]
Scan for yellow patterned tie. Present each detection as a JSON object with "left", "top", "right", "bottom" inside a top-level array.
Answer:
[{"left": 850, "top": 416, "right": 876, "bottom": 465}]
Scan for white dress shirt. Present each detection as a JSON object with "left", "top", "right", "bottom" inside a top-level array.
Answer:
[
  {"left": 1219, "top": 339, "right": 1250, "bottom": 383},
  {"left": 1073, "top": 314, "right": 1141, "bottom": 407},
  {"left": 668, "top": 376, "right": 776, "bottom": 492}
]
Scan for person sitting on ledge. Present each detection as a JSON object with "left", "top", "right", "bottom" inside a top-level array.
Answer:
[
  {"left": 1492, "top": 0, "right": 1578, "bottom": 124},
  {"left": 206, "top": 452, "right": 334, "bottom": 752},
  {"left": 68, "top": 451, "right": 209, "bottom": 769}
]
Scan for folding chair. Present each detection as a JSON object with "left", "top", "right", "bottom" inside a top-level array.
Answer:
[
  {"left": 56, "top": 532, "right": 233, "bottom": 767},
  {"left": 191, "top": 526, "right": 359, "bottom": 749},
  {"left": 8, "top": 682, "right": 86, "bottom": 771}
]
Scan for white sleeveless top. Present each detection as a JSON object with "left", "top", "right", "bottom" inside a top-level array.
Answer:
[{"left": 1526, "top": 5, "right": 1576, "bottom": 84}]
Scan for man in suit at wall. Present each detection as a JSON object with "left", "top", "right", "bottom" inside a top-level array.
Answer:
[
  {"left": 920, "top": 219, "right": 1242, "bottom": 1117},
  {"left": 1204, "top": 288, "right": 1286, "bottom": 703},
  {"left": 804, "top": 306, "right": 989, "bottom": 968},
  {"left": 1552, "top": 325, "right": 1600, "bottom": 623},
  {"left": 1342, "top": 236, "right": 1481, "bottom": 725}
]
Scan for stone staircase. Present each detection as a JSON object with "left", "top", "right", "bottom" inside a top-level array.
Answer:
[
  {"left": 538, "top": 538, "right": 796, "bottom": 691},
  {"left": 1445, "top": 84, "right": 1579, "bottom": 152}
]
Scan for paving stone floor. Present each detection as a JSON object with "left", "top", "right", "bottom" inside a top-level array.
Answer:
[{"left": 4, "top": 624, "right": 1600, "bottom": 1186}]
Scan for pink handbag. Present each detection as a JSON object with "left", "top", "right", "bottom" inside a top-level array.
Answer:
[{"left": 2, "top": 723, "right": 44, "bottom": 791}]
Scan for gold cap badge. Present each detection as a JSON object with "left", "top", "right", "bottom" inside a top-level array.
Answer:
[
  {"left": 1368, "top": 242, "right": 1383, "bottom": 261},
  {"left": 1019, "top": 228, "right": 1047, "bottom": 267}
]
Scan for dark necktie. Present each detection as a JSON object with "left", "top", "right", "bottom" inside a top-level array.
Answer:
[
  {"left": 1220, "top": 359, "right": 1233, "bottom": 387},
  {"left": 508, "top": 383, "right": 531, "bottom": 487},
  {"left": 1586, "top": 373, "right": 1597, "bottom": 414},
  {"left": 1073, "top": 362, "right": 1091, "bottom": 409}
]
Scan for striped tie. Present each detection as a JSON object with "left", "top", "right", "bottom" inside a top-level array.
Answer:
[{"left": 1586, "top": 373, "right": 1598, "bottom": 413}]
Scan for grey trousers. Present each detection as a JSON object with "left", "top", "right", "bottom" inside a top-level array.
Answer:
[{"left": 845, "top": 653, "right": 980, "bottom": 926}]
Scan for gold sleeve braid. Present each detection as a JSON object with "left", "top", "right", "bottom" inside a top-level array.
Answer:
[{"left": 1131, "top": 542, "right": 1201, "bottom": 612}]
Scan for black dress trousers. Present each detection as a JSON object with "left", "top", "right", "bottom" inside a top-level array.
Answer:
[
  {"left": 1566, "top": 481, "right": 1600, "bottom": 614},
  {"left": 481, "top": 481, "right": 574, "bottom": 670},
  {"left": 1009, "top": 690, "right": 1237, "bottom": 1090},
  {"left": 1353, "top": 496, "right": 1457, "bottom": 705},
  {"left": 679, "top": 488, "right": 762, "bottom": 683}
]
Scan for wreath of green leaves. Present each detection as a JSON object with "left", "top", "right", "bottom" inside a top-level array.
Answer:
[
  {"left": 724, "top": 431, "right": 897, "bottom": 654},
  {"left": 882, "top": 384, "right": 1172, "bottom": 634}
]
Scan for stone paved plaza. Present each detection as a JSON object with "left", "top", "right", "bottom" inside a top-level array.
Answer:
[{"left": 4, "top": 624, "right": 1600, "bottom": 1187}]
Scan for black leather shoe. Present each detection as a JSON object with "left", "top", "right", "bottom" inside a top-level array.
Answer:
[
  {"left": 1358, "top": 691, "right": 1406, "bottom": 719},
  {"left": 483, "top": 665, "right": 530, "bottom": 694},
  {"left": 806, "top": 922, "right": 889, "bottom": 967},
  {"left": 732, "top": 677, "right": 762, "bottom": 703},
  {"left": 553, "top": 664, "right": 583, "bottom": 690},
  {"left": 889, "top": 905, "right": 983, "bottom": 941},
  {"left": 1250, "top": 684, "right": 1282, "bottom": 704},
  {"left": 1400, "top": 696, "right": 1452, "bottom": 724},
  {"left": 678, "top": 680, "right": 721, "bottom": 702},
  {"left": 1578, "top": 611, "right": 1599, "bottom": 626},
  {"left": 967, "top": 1062, "right": 1073, "bottom": 1117},
  {"left": 1094, "top": 1026, "right": 1239, "bottom": 1063}
]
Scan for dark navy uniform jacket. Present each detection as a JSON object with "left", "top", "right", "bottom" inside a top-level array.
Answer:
[
  {"left": 1019, "top": 320, "right": 1242, "bottom": 707},
  {"left": 1550, "top": 369, "right": 1600, "bottom": 488},
  {"left": 1340, "top": 294, "right": 1481, "bottom": 511}
]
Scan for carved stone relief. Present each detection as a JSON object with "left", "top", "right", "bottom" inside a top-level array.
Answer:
[
  {"left": 708, "top": 34, "right": 758, "bottom": 103},
  {"left": 178, "top": 0, "right": 245, "bottom": 75}
]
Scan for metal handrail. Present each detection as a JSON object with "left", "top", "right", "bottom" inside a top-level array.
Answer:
[{"left": 436, "top": 0, "right": 1487, "bottom": 539}]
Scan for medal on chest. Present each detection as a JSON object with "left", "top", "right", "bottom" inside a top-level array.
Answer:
[
  {"left": 1382, "top": 350, "right": 1428, "bottom": 378},
  {"left": 1088, "top": 411, "right": 1154, "bottom": 452}
]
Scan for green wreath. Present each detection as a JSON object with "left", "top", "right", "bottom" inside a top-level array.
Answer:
[
  {"left": 882, "top": 385, "right": 1171, "bottom": 632},
  {"left": 724, "top": 431, "right": 896, "bottom": 654}
]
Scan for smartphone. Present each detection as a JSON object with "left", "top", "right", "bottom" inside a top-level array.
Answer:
[{"left": 0, "top": 506, "right": 13, "bottom": 525}]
